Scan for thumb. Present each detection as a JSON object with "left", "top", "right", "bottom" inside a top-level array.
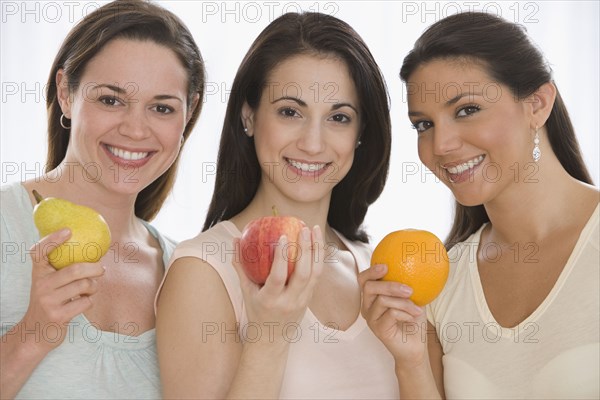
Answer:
[
  {"left": 29, "top": 228, "right": 71, "bottom": 270},
  {"left": 358, "top": 264, "right": 388, "bottom": 289}
]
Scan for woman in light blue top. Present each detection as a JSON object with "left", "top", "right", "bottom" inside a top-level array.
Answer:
[{"left": 0, "top": 1, "right": 204, "bottom": 398}]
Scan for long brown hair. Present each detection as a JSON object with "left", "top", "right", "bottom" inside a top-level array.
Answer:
[
  {"left": 203, "top": 12, "right": 391, "bottom": 243},
  {"left": 399, "top": 12, "right": 593, "bottom": 248},
  {"left": 45, "top": 0, "right": 205, "bottom": 221}
]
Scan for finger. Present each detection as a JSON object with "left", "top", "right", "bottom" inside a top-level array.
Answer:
[
  {"left": 29, "top": 228, "right": 72, "bottom": 271},
  {"left": 302, "top": 225, "right": 324, "bottom": 293},
  {"left": 61, "top": 294, "right": 94, "bottom": 318},
  {"left": 371, "top": 295, "right": 423, "bottom": 320},
  {"left": 372, "top": 308, "right": 424, "bottom": 335},
  {"left": 362, "top": 278, "right": 414, "bottom": 300},
  {"left": 361, "top": 279, "right": 413, "bottom": 313},
  {"left": 56, "top": 277, "right": 100, "bottom": 303},
  {"left": 262, "top": 235, "right": 288, "bottom": 293},
  {"left": 286, "top": 227, "right": 312, "bottom": 291},
  {"left": 310, "top": 225, "right": 324, "bottom": 280},
  {"left": 52, "top": 263, "right": 106, "bottom": 290},
  {"left": 358, "top": 264, "right": 388, "bottom": 289}
]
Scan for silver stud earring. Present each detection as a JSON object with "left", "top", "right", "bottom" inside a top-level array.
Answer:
[
  {"left": 60, "top": 114, "right": 71, "bottom": 130},
  {"left": 532, "top": 126, "right": 541, "bottom": 162},
  {"left": 244, "top": 127, "right": 248, "bottom": 134},
  {"left": 355, "top": 140, "right": 362, "bottom": 149}
]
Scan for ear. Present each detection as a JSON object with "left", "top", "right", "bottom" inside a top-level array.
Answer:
[
  {"left": 56, "top": 69, "right": 72, "bottom": 117},
  {"left": 241, "top": 101, "right": 254, "bottom": 137},
  {"left": 186, "top": 93, "right": 201, "bottom": 124},
  {"left": 527, "top": 81, "right": 556, "bottom": 129}
]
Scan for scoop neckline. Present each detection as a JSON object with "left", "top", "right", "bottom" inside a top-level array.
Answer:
[{"left": 220, "top": 220, "right": 367, "bottom": 339}]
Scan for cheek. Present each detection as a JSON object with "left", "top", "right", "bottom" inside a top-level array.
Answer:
[{"left": 417, "top": 136, "right": 433, "bottom": 165}]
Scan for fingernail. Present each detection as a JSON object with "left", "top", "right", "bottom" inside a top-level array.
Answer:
[
  {"left": 375, "top": 264, "right": 385, "bottom": 273},
  {"left": 58, "top": 228, "right": 71, "bottom": 237},
  {"left": 313, "top": 225, "right": 322, "bottom": 240},
  {"left": 399, "top": 285, "right": 413, "bottom": 296},
  {"left": 301, "top": 227, "right": 310, "bottom": 241}
]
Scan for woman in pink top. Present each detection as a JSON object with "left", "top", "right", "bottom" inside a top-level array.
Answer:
[
  {"left": 156, "top": 12, "right": 399, "bottom": 399},
  {"left": 360, "top": 11, "right": 599, "bottom": 399}
]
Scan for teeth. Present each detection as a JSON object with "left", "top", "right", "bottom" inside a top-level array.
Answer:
[
  {"left": 446, "top": 155, "right": 484, "bottom": 175},
  {"left": 287, "top": 158, "right": 327, "bottom": 172},
  {"left": 107, "top": 145, "right": 149, "bottom": 161}
]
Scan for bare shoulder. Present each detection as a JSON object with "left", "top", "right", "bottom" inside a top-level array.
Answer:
[
  {"left": 157, "top": 256, "right": 234, "bottom": 313},
  {"left": 156, "top": 258, "right": 243, "bottom": 398}
]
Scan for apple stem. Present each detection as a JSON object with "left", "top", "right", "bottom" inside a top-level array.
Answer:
[
  {"left": 32, "top": 190, "right": 44, "bottom": 204},
  {"left": 272, "top": 205, "right": 279, "bottom": 216}
]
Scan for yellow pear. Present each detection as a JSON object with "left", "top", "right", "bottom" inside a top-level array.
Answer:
[{"left": 32, "top": 190, "right": 112, "bottom": 269}]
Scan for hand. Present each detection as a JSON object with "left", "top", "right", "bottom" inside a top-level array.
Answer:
[
  {"left": 21, "top": 228, "right": 106, "bottom": 353},
  {"left": 359, "top": 264, "right": 428, "bottom": 367},
  {"left": 232, "top": 226, "right": 324, "bottom": 346}
]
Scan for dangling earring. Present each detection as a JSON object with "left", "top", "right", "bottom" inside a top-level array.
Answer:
[
  {"left": 532, "top": 126, "right": 541, "bottom": 162},
  {"left": 60, "top": 114, "right": 71, "bottom": 130}
]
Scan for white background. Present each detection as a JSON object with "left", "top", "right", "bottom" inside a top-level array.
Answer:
[{"left": 2, "top": 1, "right": 598, "bottom": 246}]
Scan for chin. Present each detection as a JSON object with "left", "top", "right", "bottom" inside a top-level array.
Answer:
[
  {"left": 451, "top": 191, "right": 486, "bottom": 208},
  {"left": 106, "top": 180, "right": 148, "bottom": 196}
]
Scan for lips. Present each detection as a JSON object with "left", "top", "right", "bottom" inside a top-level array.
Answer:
[
  {"left": 106, "top": 145, "right": 149, "bottom": 161},
  {"left": 103, "top": 144, "right": 154, "bottom": 168},
  {"left": 442, "top": 155, "right": 485, "bottom": 183},
  {"left": 286, "top": 158, "right": 327, "bottom": 172},
  {"left": 284, "top": 157, "right": 331, "bottom": 177}
]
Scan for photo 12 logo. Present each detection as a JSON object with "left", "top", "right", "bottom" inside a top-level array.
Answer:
[
  {"left": 199, "top": 1, "right": 340, "bottom": 23},
  {"left": 399, "top": 1, "right": 540, "bottom": 24}
]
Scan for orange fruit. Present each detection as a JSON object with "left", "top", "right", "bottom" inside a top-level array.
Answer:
[{"left": 371, "top": 229, "right": 449, "bottom": 306}]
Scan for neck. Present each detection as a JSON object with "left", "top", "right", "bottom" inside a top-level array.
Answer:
[
  {"left": 483, "top": 156, "right": 598, "bottom": 244},
  {"left": 231, "top": 183, "right": 331, "bottom": 234}
]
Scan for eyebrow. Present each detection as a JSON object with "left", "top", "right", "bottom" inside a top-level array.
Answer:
[
  {"left": 91, "top": 84, "right": 183, "bottom": 102},
  {"left": 272, "top": 96, "right": 359, "bottom": 114},
  {"left": 408, "top": 91, "right": 483, "bottom": 117}
]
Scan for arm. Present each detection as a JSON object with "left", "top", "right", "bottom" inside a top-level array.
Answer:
[
  {"left": 359, "top": 264, "right": 443, "bottom": 399},
  {"left": 157, "top": 227, "right": 324, "bottom": 399},
  {"left": 0, "top": 230, "right": 105, "bottom": 399},
  {"left": 156, "top": 256, "right": 245, "bottom": 399}
]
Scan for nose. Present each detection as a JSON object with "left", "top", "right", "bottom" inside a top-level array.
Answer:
[
  {"left": 296, "top": 120, "right": 326, "bottom": 155},
  {"left": 432, "top": 121, "right": 462, "bottom": 156},
  {"left": 118, "top": 107, "right": 151, "bottom": 140}
]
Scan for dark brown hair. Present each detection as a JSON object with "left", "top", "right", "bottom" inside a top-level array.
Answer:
[
  {"left": 203, "top": 12, "right": 391, "bottom": 243},
  {"left": 399, "top": 12, "right": 593, "bottom": 248},
  {"left": 46, "top": 0, "right": 205, "bottom": 221}
]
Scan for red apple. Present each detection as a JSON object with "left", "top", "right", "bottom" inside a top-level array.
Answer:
[{"left": 239, "top": 206, "right": 307, "bottom": 285}]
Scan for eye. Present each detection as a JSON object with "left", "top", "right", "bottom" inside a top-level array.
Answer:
[
  {"left": 329, "top": 113, "right": 351, "bottom": 124},
  {"left": 278, "top": 107, "right": 300, "bottom": 118},
  {"left": 412, "top": 120, "right": 433, "bottom": 133},
  {"left": 99, "top": 96, "right": 122, "bottom": 107},
  {"left": 153, "top": 104, "right": 174, "bottom": 114},
  {"left": 456, "top": 105, "right": 481, "bottom": 117}
]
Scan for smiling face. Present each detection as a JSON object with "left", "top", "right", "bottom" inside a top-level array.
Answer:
[
  {"left": 243, "top": 53, "right": 361, "bottom": 206},
  {"left": 58, "top": 38, "right": 192, "bottom": 195},
  {"left": 407, "top": 59, "right": 534, "bottom": 206}
]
